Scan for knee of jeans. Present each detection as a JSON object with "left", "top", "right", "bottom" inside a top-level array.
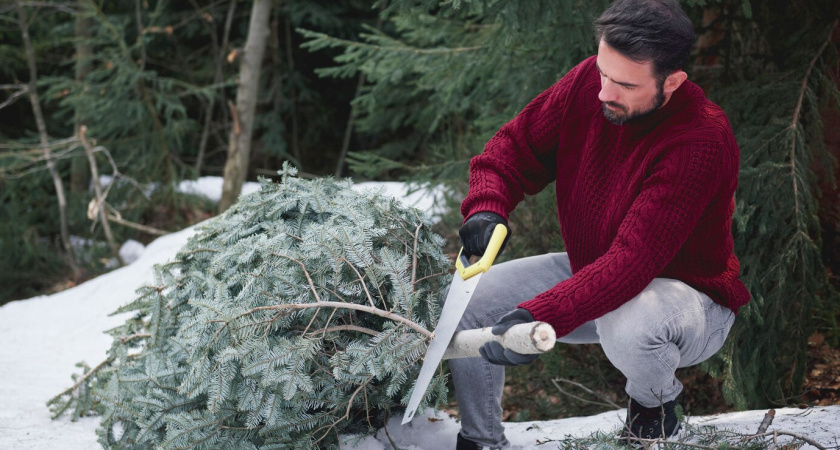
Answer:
[{"left": 599, "top": 315, "right": 677, "bottom": 372}]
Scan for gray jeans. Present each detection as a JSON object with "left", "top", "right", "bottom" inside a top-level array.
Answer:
[{"left": 450, "top": 253, "right": 735, "bottom": 448}]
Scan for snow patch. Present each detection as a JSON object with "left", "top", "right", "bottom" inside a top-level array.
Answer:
[{"left": 118, "top": 239, "right": 145, "bottom": 264}]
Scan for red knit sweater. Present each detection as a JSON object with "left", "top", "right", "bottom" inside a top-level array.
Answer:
[{"left": 461, "top": 56, "right": 751, "bottom": 337}]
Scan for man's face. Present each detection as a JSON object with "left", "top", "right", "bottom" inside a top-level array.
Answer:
[{"left": 596, "top": 39, "right": 666, "bottom": 125}]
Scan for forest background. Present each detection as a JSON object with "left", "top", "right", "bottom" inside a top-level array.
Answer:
[{"left": 1, "top": 0, "right": 839, "bottom": 422}]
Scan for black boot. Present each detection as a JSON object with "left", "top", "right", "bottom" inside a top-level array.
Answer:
[
  {"left": 619, "top": 398, "right": 681, "bottom": 445},
  {"left": 456, "top": 433, "right": 482, "bottom": 450}
]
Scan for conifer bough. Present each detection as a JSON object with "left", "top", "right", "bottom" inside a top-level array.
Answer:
[{"left": 49, "top": 164, "right": 451, "bottom": 449}]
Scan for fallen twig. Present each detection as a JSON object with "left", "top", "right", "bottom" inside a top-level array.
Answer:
[{"left": 551, "top": 377, "right": 622, "bottom": 409}]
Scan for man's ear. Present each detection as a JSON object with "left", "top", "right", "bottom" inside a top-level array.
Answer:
[{"left": 664, "top": 70, "right": 688, "bottom": 95}]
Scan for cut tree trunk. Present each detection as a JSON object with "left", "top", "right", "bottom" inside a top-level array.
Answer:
[{"left": 442, "top": 322, "right": 556, "bottom": 360}]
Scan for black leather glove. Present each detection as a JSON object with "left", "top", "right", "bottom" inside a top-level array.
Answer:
[
  {"left": 458, "top": 212, "right": 511, "bottom": 258},
  {"left": 479, "top": 308, "right": 539, "bottom": 366}
]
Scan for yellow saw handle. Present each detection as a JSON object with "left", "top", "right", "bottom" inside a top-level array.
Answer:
[{"left": 455, "top": 224, "right": 508, "bottom": 280}]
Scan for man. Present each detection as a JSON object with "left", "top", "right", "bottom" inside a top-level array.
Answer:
[{"left": 452, "top": 0, "right": 751, "bottom": 448}]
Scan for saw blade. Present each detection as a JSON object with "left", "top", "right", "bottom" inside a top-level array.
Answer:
[{"left": 401, "top": 272, "right": 482, "bottom": 424}]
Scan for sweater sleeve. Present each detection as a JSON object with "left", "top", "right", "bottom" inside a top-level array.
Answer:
[
  {"left": 517, "top": 139, "right": 733, "bottom": 336},
  {"left": 460, "top": 59, "right": 592, "bottom": 220}
]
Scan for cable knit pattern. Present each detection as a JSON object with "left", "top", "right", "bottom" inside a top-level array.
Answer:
[{"left": 461, "top": 56, "right": 751, "bottom": 337}]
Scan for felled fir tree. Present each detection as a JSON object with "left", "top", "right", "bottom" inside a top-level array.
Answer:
[{"left": 49, "top": 164, "right": 450, "bottom": 449}]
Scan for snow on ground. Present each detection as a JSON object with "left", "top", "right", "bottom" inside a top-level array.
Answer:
[{"left": 0, "top": 180, "right": 837, "bottom": 449}]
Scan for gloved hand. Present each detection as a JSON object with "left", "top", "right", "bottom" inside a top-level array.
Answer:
[
  {"left": 458, "top": 211, "right": 511, "bottom": 258},
  {"left": 479, "top": 308, "right": 539, "bottom": 366}
]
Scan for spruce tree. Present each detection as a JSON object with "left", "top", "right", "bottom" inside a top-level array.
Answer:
[{"left": 49, "top": 164, "right": 450, "bottom": 449}]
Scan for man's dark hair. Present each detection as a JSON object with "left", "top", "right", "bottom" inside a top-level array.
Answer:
[{"left": 594, "top": 0, "right": 695, "bottom": 80}]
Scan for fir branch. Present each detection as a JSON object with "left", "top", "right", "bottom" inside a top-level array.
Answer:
[
  {"left": 411, "top": 221, "right": 422, "bottom": 288},
  {"left": 339, "top": 257, "right": 378, "bottom": 309},
  {"left": 301, "top": 305, "right": 322, "bottom": 336},
  {"left": 47, "top": 356, "right": 114, "bottom": 414},
  {"left": 162, "top": 413, "right": 234, "bottom": 450},
  {"left": 744, "top": 430, "right": 828, "bottom": 450},
  {"left": 301, "top": 29, "right": 484, "bottom": 55},
  {"left": 612, "top": 436, "right": 716, "bottom": 449},
  {"left": 246, "top": 300, "right": 432, "bottom": 338},
  {"left": 271, "top": 253, "right": 323, "bottom": 303},
  {"left": 307, "top": 325, "right": 380, "bottom": 337},
  {"left": 414, "top": 270, "right": 450, "bottom": 285},
  {"left": 120, "top": 333, "right": 151, "bottom": 343},
  {"left": 314, "top": 375, "right": 375, "bottom": 445},
  {"left": 789, "top": 18, "right": 838, "bottom": 228},
  {"left": 316, "top": 308, "right": 340, "bottom": 338}
]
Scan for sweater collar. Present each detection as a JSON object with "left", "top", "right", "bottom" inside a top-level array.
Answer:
[{"left": 620, "top": 81, "right": 693, "bottom": 135}]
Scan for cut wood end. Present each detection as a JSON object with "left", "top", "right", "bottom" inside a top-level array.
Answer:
[{"left": 530, "top": 322, "right": 556, "bottom": 352}]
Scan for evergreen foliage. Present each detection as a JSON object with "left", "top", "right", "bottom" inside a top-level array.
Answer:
[
  {"left": 533, "top": 416, "right": 827, "bottom": 450},
  {"left": 0, "top": 1, "right": 378, "bottom": 304},
  {"left": 49, "top": 165, "right": 450, "bottom": 449},
  {"left": 303, "top": 0, "right": 840, "bottom": 409},
  {"left": 693, "top": 3, "right": 840, "bottom": 409},
  {"left": 301, "top": 0, "right": 608, "bottom": 182}
]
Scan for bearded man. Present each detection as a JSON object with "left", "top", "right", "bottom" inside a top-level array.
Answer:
[{"left": 452, "top": 1, "right": 750, "bottom": 448}]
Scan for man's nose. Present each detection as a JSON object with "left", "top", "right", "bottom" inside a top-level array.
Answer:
[{"left": 598, "top": 79, "right": 618, "bottom": 103}]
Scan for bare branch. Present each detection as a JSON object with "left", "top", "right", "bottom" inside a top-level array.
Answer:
[
  {"left": 411, "top": 221, "right": 422, "bottom": 287},
  {"left": 0, "top": 136, "right": 78, "bottom": 150},
  {"left": 271, "top": 253, "right": 323, "bottom": 303},
  {"left": 550, "top": 377, "right": 621, "bottom": 409},
  {"left": 308, "top": 325, "right": 379, "bottom": 338},
  {"left": 47, "top": 357, "right": 114, "bottom": 409},
  {"left": 16, "top": 1, "right": 78, "bottom": 14},
  {"left": 314, "top": 375, "right": 375, "bottom": 445},
  {"left": 106, "top": 206, "right": 169, "bottom": 236},
  {"left": 80, "top": 126, "right": 123, "bottom": 264},
  {"left": 742, "top": 430, "right": 828, "bottom": 450},
  {"left": 0, "top": 85, "right": 27, "bottom": 112},
  {"left": 244, "top": 300, "right": 432, "bottom": 338}
]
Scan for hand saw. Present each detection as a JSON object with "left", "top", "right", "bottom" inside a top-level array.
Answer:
[{"left": 401, "top": 224, "right": 508, "bottom": 425}]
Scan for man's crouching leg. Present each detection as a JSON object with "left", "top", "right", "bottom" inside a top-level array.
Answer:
[
  {"left": 449, "top": 253, "right": 575, "bottom": 449},
  {"left": 596, "top": 278, "right": 735, "bottom": 442}
]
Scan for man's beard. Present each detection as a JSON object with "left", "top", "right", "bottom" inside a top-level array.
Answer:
[{"left": 602, "top": 82, "right": 666, "bottom": 125}]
